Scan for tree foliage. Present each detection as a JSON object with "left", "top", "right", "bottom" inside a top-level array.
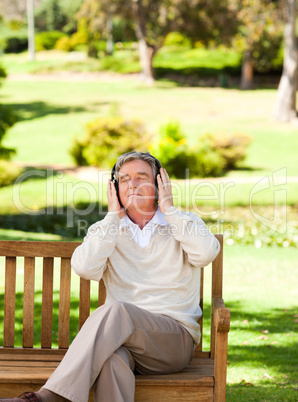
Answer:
[
  {"left": 35, "top": 0, "right": 84, "bottom": 33},
  {"left": 77, "top": 0, "right": 238, "bottom": 80},
  {"left": 232, "top": 0, "right": 284, "bottom": 89},
  {"left": 0, "top": 64, "right": 16, "bottom": 160}
]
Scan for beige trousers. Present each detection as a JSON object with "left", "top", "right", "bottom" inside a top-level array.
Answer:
[{"left": 43, "top": 301, "right": 194, "bottom": 402}]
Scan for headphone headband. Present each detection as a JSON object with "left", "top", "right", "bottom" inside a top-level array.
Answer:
[{"left": 111, "top": 152, "right": 162, "bottom": 181}]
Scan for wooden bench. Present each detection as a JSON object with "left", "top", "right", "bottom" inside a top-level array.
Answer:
[{"left": 0, "top": 235, "right": 230, "bottom": 401}]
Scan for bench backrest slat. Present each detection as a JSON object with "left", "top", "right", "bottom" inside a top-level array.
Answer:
[
  {"left": 210, "top": 235, "right": 224, "bottom": 358},
  {"left": 79, "top": 278, "right": 91, "bottom": 330},
  {"left": 98, "top": 279, "right": 106, "bottom": 308},
  {"left": 3, "top": 257, "right": 17, "bottom": 347},
  {"left": 58, "top": 258, "right": 71, "bottom": 349},
  {"left": 41, "top": 257, "right": 54, "bottom": 348},
  {"left": 23, "top": 257, "right": 35, "bottom": 348},
  {"left": 212, "top": 235, "right": 223, "bottom": 299},
  {"left": 197, "top": 267, "right": 204, "bottom": 352}
]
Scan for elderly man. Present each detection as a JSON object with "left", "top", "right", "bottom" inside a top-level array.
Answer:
[{"left": 4, "top": 152, "right": 220, "bottom": 402}]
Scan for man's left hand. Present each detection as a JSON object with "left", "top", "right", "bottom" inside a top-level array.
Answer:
[{"left": 157, "top": 168, "right": 174, "bottom": 213}]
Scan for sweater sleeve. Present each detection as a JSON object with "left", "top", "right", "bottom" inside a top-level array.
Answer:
[
  {"left": 71, "top": 212, "right": 121, "bottom": 280},
  {"left": 164, "top": 206, "right": 220, "bottom": 267}
]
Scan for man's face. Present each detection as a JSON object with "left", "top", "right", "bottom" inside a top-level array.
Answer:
[{"left": 118, "top": 159, "right": 157, "bottom": 214}]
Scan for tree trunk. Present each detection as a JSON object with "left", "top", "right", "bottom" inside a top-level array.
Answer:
[
  {"left": 132, "top": 0, "right": 155, "bottom": 84},
  {"left": 138, "top": 40, "right": 155, "bottom": 83},
  {"left": 106, "top": 15, "right": 113, "bottom": 55},
  {"left": 26, "top": 0, "right": 35, "bottom": 62},
  {"left": 273, "top": 0, "right": 298, "bottom": 122},
  {"left": 241, "top": 49, "right": 254, "bottom": 90}
]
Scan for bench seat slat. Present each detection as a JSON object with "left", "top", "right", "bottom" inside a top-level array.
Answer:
[
  {"left": 0, "top": 358, "right": 214, "bottom": 385},
  {"left": 1, "top": 361, "right": 60, "bottom": 368},
  {"left": 0, "top": 369, "right": 56, "bottom": 382},
  {"left": 0, "top": 353, "right": 64, "bottom": 362}
]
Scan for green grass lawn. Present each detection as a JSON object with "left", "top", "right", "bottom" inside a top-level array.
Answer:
[
  {"left": 0, "top": 245, "right": 297, "bottom": 401},
  {"left": 200, "top": 245, "right": 298, "bottom": 401},
  {"left": 0, "top": 46, "right": 242, "bottom": 76},
  {"left": 1, "top": 77, "right": 298, "bottom": 176}
]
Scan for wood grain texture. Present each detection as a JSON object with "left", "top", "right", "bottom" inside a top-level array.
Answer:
[
  {"left": 98, "top": 279, "right": 106, "bottom": 307},
  {"left": 41, "top": 257, "right": 54, "bottom": 348},
  {"left": 4, "top": 257, "right": 17, "bottom": 347},
  {"left": 79, "top": 278, "right": 90, "bottom": 329},
  {"left": 0, "top": 241, "right": 81, "bottom": 258},
  {"left": 23, "top": 257, "right": 35, "bottom": 348},
  {"left": 212, "top": 235, "right": 223, "bottom": 299},
  {"left": 58, "top": 258, "right": 71, "bottom": 349},
  {"left": 196, "top": 267, "right": 204, "bottom": 355}
]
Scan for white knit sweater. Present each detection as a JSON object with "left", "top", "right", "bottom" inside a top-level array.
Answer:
[{"left": 71, "top": 206, "right": 220, "bottom": 346}]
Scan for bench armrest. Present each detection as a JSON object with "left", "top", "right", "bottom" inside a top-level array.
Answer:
[
  {"left": 211, "top": 297, "right": 230, "bottom": 402},
  {"left": 213, "top": 298, "right": 230, "bottom": 333}
]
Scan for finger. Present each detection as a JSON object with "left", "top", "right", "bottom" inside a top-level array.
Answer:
[
  {"left": 162, "top": 168, "right": 170, "bottom": 183},
  {"left": 160, "top": 168, "right": 170, "bottom": 185},
  {"left": 107, "top": 180, "right": 112, "bottom": 195},
  {"left": 157, "top": 174, "right": 163, "bottom": 189}
]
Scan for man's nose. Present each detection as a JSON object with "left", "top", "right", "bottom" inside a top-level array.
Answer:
[{"left": 129, "top": 178, "right": 139, "bottom": 188}]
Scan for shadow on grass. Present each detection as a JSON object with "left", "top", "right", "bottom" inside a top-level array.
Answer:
[
  {"left": 6, "top": 101, "right": 109, "bottom": 122},
  {"left": 0, "top": 291, "right": 100, "bottom": 348},
  {"left": 226, "top": 383, "right": 298, "bottom": 402},
  {"left": 15, "top": 167, "right": 60, "bottom": 183},
  {"left": 199, "top": 300, "right": 298, "bottom": 400},
  {"left": 0, "top": 202, "right": 108, "bottom": 240},
  {"left": 226, "top": 301, "right": 298, "bottom": 385}
]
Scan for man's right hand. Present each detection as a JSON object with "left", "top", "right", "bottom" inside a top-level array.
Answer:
[{"left": 107, "top": 179, "right": 125, "bottom": 218}]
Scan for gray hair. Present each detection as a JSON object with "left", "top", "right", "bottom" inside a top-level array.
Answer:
[{"left": 115, "top": 152, "right": 159, "bottom": 180}]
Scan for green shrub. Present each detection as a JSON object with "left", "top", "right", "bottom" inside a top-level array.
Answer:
[
  {"left": 70, "top": 29, "right": 88, "bottom": 48},
  {"left": 0, "top": 103, "right": 18, "bottom": 160},
  {"left": 150, "top": 121, "right": 191, "bottom": 179},
  {"left": 191, "top": 145, "right": 225, "bottom": 177},
  {"left": 7, "top": 19, "right": 25, "bottom": 31},
  {"left": 4, "top": 36, "right": 28, "bottom": 53},
  {"left": 71, "top": 116, "right": 152, "bottom": 168},
  {"left": 0, "top": 160, "right": 22, "bottom": 187},
  {"left": 151, "top": 122, "right": 226, "bottom": 178},
  {"left": 200, "top": 132, "right": 251, "bottom": 170},
  {"left": 163, "top": 32, "right": 191, "bottom": 48},
  {"left": 35, "top": 31, "right": 67, "bottom": 51},
  {"left": 0, "top": 64, "right": 7, "bottom": 86},
  {"left": 151, "top": 122, "right": 251, "bottom": 178},
  {"left": 54, "top": 36, "right": 73, "bottom": 51}
]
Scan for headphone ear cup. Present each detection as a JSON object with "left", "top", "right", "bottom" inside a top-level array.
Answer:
[
  {"left": 111, "top": 164, "right": 123, "bottom": 207},
  {"left": 155, "top": 158, "right": 162, "bottom": 203},
  {"left": 155, "top": 178, "right": 159, "bottom": 202},
  {"left": 114, "top": 179, "right": 119, "bottom": 197}
]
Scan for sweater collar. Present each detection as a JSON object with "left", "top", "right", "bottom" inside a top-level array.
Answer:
[{"left": 120, "top": 206, "right": 168, "bottom": 231}]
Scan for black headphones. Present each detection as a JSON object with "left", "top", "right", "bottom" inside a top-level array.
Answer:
[{"left": 111, "top": 152, "right": 162, "bottom": 207}]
